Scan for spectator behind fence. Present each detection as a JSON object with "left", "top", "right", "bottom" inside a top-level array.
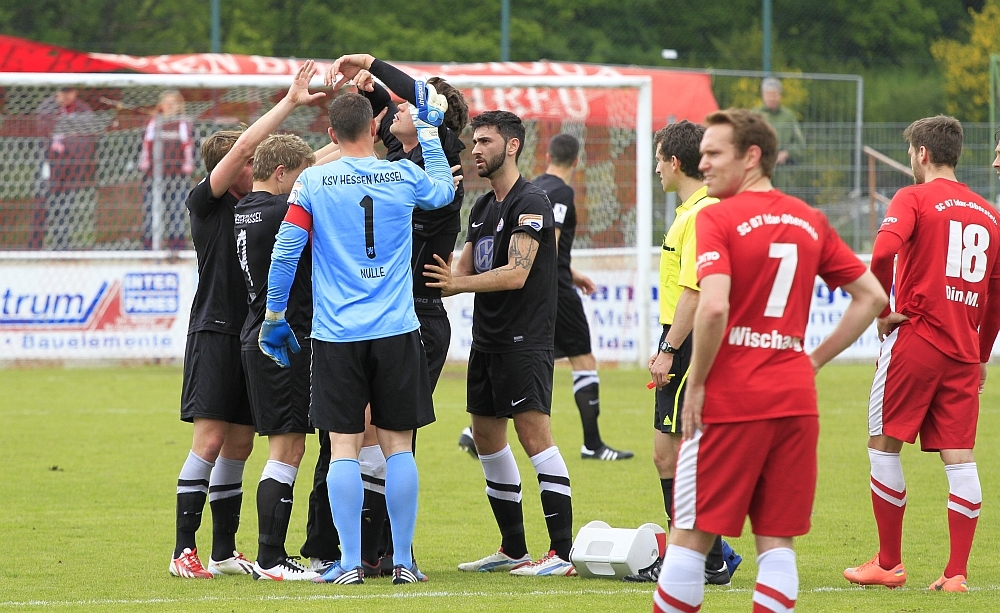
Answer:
[
  {"left": 33, "top": 87, "right": 98, "bottom": 249},
  {"left": 754, "top": 77, "right": 805, "bottom": 166},
  {"left": 139, "top": 90, "right": 195, "bottom": 250}
]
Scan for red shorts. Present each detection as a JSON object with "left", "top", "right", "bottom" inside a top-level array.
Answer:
[
  {"left": 672, "top": 415, "right": 818, "bottom": 538},
  {"left": 868, "top": 325, "right": 979, "bottom": 451}
]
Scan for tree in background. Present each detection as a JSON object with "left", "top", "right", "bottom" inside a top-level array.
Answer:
[
  {"left": 932, "top": 0, "right": 1000, "bottom": 122},
  {"left": 0, "top": 0, "right": 991, "bottom": 122}
]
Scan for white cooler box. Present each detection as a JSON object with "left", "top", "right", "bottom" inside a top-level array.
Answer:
[{"left": 569, "top": 521, "right": 667, "bottom": 579}]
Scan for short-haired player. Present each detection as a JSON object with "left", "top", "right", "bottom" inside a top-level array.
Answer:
[
  {"left": 169, "top": 61, "right": 324, "bottom": 580},
  {"left": 532, "top": 133, "right": 633, "bottom": 462},
  {"left": 626, "top": 120, "right": 740, "bottom": 585},
  {"left": 653, "top": 109, "right": 886, "bottom": 612},
  {"left": 262, "top": 89, "right": 455, "bottom": 586},
  {"left": 425, "top": 110, "right": 576, "bottom": 577},
  {"left": 844, "top": 116, "right": 1000, "bottom": 592},
  {"left": 315, "top": 56, "right": 468, "bottom": 578},
  {"left": 233, "top": 134, "right": 319, "bottom": 580}
]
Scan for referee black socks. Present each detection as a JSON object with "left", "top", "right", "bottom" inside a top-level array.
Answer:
[
  {"left": 661, "top": 477, "right": 674, "bottom": 528},
  {"left": 531, "top": 446, "right": 574, "bottom": 561},
  {"left": 572, "top": 370, "right": 603, "bottom": 450},
  {"left": 480, "top": 445, "right": 528, "bottom": 560}
]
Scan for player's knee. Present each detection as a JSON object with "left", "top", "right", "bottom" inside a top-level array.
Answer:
[
  {"left": 191, "top": 433, "right": 226, "bottom": 460},
  {"left": 652, "top": 449, "right": 676, "bottom": 477},
  {"left": 513, "top": 420, "right": 554, "bottom": 456},
  {"left": 269, "top": 435, "right": 306, "bottom": 467},
  {"left": 221, "top": 428, "right": 255, "bottom": 461},
  {"left": 569, "top": 353, "right": 597, "bottom": 371}
]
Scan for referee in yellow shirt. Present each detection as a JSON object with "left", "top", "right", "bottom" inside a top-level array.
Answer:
[{"left": 624, "top": 120, "right": 741, "bottom": 584}]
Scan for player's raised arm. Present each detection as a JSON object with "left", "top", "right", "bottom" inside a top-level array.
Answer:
[
  {"left": 325, "top": 53, "right": 375, "bottom": 89},
  {"left": 211, "top": 60, "right": 325, "bottom": 198},
  {"left": 409, "top": 82, "right": 456, "bottom": 209}
]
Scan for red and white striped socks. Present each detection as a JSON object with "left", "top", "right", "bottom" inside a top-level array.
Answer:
[
  {"left": 869, "top": 448, "right": 906, "bottom": 569},
  {"left": 944, "top": 462, "right": 981, "bottom": 578},
  {"left": 654, "top": 545, "right": 705, "bottom": 613},
  {"left": 753, "top": 548, "right": 798, "bottom": 612}
]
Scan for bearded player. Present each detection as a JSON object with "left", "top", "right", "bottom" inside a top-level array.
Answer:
[
  {"left": 425, "top": 111, "right": 576, "bottom": 577},
  {"left": 653, "top": 109, "right": 886, "bottom": 612},
  {"left": 844, "top": 116, "right": 1000, "bottom": 593}
]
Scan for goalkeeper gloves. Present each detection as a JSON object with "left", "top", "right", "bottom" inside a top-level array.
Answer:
[
  {"left": 410, "top": 81, "right": 448, "bottom": 140},
  {"left": 258, "top": 309, "right": 300, "bottom": 369}
]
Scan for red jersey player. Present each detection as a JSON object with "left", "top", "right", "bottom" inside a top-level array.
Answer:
[
  {"left": 652, "top": 109, "right": 886, "bottom": 613},
  {"left": 844, "top": 116, "right": 1000, "bottom": 593}
]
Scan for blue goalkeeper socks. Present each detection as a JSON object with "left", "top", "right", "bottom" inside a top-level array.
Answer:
[
  {"left": 385, "top": 451, "right": 419, "bottom": 569},
  {"left": 327, "top": 458, "right": 363, "bottom": 570}
]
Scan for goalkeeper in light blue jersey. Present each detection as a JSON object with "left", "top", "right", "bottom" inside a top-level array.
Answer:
[{"left": 260, "top": 90, "right": 454, "bottom": 586}]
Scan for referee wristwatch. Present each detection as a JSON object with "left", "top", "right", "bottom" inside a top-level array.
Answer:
[{"left": 659, "top": 340, "right": 678, "bottom": 354}]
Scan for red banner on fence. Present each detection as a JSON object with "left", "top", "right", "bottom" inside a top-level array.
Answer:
[{"left": 0, "top": 36, "right": 718, "bottom": 126}]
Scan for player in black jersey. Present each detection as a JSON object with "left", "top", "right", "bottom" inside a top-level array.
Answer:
[
  {"left": 535, "top": 134, "right": 634, "bottom": 461},
  {"left": 169, "top": 61, "right": 325, "bottom": 580},
  {"left": 233, "top": 134, "right": 319, "bottom": 581},
  {"left": 425, "top": 110, "right": 576, "bottom": 577},
  {"left": 298, "top": 57, "right": 468, "bottom": 579}
]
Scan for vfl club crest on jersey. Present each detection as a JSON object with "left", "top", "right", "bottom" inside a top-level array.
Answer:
[
  {"left": 496, "top": 218, "right": 504, "bottom": 233},
  {"left": 474, "top": 236, "right": 495, "bottom": 273}
]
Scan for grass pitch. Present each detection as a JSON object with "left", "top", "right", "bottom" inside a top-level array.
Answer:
[{"left": 0, "top": 363, "right": 998, "bottom": 612}]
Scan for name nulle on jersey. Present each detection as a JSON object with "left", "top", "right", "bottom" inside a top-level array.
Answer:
[{"left": 321, "top": 170, "right": 405, "bottom": 187}]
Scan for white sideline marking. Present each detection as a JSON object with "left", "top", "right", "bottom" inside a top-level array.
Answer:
[
  {"left": 0, "top": 589, "right": 646, "bottom": 608},
  {"left": 3, "top": 585, "right": 999, "bottom": 608}
]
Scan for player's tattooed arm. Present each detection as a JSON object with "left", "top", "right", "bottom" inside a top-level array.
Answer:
[
  {"left": 509, "top": 231, "right": 538, "bottom": 273},
  {"left": 424, "top": 232, "right": 539, "bottom": 295}
]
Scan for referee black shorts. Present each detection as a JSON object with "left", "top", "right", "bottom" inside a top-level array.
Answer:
[
  {"left": 417, "top": 306, "right": 451, "bottom": 392},
  {"left": 180, "top": 330, "right": 253, "bottom": 425},
  {"left": 654, "top": 324, "right": 692, "bottom": 434},
  {"left": 310, "top": 331, "right": 436, "bottom": 434},
  {"left": 467, "top": 348, "right": 554, "bottom": 418},
  {"left": 553, "top": 288, "right": 592, "bottom": 359},
  {"left": 241, "top": 340, "right": 313, "bottom": 436}
]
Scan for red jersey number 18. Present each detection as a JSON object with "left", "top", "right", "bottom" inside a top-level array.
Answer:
[{"left": 946, "top": 220, "right": 989, "bottom": 283}]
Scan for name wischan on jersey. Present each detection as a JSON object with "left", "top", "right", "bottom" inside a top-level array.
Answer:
[
  {"left": 878, "top": 179, "right": 1000, "bottom": 364},
  {"left": 695, "top": 190, "right": 868, "bottom": 424}
]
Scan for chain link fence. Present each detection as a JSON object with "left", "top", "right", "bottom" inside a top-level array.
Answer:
[{"left": 0, "top": 82, "right": 645, "bottom": 254}]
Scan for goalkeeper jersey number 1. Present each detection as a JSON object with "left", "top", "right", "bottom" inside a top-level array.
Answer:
[{"left": 288, "top": 155, "right": 453, "bottom": 342}]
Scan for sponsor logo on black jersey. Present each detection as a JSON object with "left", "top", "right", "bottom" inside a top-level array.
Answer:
[{"left": 474, "top": 236, "right": 494, "bottom": 273}]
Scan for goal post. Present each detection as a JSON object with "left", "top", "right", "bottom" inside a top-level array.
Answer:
[{"left": 0, "top": 71, "right": 654, "bottom": 365}]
